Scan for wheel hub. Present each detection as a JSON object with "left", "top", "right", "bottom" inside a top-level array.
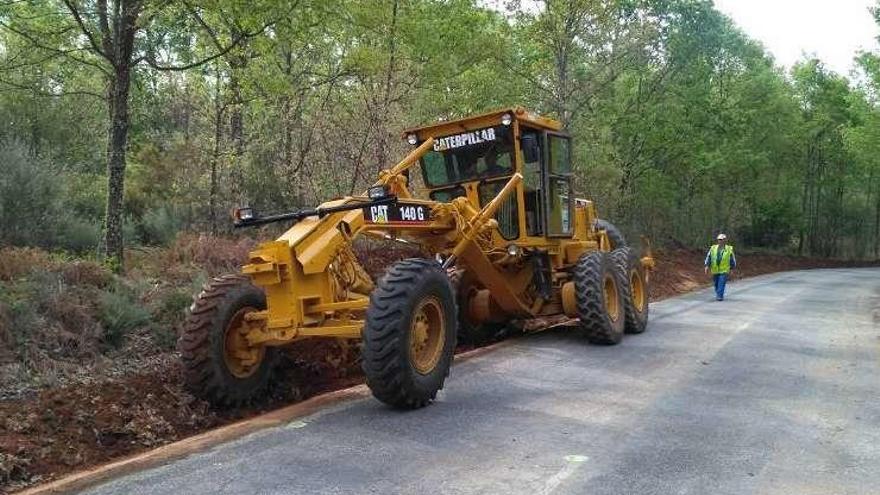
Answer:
[
  {"left": 409, "top": 297, "right": 445, "bottom": 374},
  {"left": 631, "top": 270, "right": 646, "bottom": 312},
  {"left": 223, "top": 307, "right": 265, "bottom": 379},
  {"left": 603, "top": 275, "right": 620, "bottom": 322}
]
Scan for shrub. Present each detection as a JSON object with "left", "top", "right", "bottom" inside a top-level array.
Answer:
[
  {"left": 165, "top": 233, "right": 255, "bottom": 274},
  {"left": 56, "top": 218, "right": 102, "bottom": 254},
  {"left": 97, "top": 290, "right": 151, "bottom": 348},
  {"left": 0, "top": 281, "right": 44, "bottom": 355},
  {"left": 139, "top": 205, "right": 183, "bottom": 246},
  {"left": 59, "top": 260, "right": 112, "bottom": 288},
  {"left": 150, "top": 288, "right": 192, "bottom": 351},
  {"left": 0, "top": 140, "right": 65, "bottom": 248}
]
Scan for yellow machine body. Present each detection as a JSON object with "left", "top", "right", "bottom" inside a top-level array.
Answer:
[{"left": 237, "top": 107, "right": 653, "bottom": 349}]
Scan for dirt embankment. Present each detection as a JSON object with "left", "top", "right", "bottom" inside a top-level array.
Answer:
[{"left": 0, "top": 240, "right": 872, "bottom": 493}]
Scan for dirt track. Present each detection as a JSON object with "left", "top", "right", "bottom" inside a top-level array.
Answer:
[{"left": 0, "top": 248, "right": 874, "bottom": 493}]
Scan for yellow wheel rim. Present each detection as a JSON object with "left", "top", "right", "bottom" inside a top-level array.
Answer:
[
  {"left": 223, "top": 307, "right": 265, "bottom": 379},
  {"left": 409, "top": 296, "right": 446, "bottom": 375},
  {"left": 631, "top": 269, "right": 646, "bottom": 312},
  {"left": 603, "top": 275, "right": 621, "bottom": 322}
]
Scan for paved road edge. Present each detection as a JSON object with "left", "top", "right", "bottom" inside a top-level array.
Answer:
[{"left": 16, "top": 340, "right": 513, "bottom": 495}]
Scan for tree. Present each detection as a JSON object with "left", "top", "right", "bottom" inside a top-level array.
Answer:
[{"left": 0, "top": 0, "right": 273, "bottom": 268}]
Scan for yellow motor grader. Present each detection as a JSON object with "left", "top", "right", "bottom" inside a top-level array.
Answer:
[{"left": 179, "top": 107, "right": 654, "bottom": 409}]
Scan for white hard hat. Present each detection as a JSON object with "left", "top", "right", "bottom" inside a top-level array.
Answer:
[{"left": 716, "top": 233, "right": 727, "bottom": 240}]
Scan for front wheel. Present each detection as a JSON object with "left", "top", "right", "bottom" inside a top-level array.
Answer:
[
  {"left": 178, "top": 275, "right": 278, "bottom": 407},
  {"left": 362, "top": 259, "right": 458, "bottom": 409}
]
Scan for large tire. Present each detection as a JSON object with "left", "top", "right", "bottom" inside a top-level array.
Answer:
[
  {"left": 596, "top": 219, "right": 627, "bottom": 249},
  {"left": 573, "top": 252, "right": 626, "bottom": 345},
  {"left": 611, "top": 247, "right": 650, "bottom": 334},
  {"left": 362, "top": 259, "right": 457, "bottom": 409},
  {"left": 178, "top": 275, "right": 278, "bottom": 407}
]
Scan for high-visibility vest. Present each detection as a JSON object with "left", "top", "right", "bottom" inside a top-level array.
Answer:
[{"left": 709, "top": 244, "right": 734, "bottom": 274}]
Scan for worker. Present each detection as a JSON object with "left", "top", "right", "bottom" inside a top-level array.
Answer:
[
  {"left": 704, "top": 233, "right": 736, "bottom": 301},
  {"left": 483, "top": 149, "right": 508, "bottom": 176}
]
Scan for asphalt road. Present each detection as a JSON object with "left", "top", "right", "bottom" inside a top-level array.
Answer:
[{"left": 82, "top": 269, "right": 880, "bottom": 495}]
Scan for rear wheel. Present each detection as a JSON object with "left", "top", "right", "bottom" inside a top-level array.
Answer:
[
  {"left": 178, "top": 275, "right": 278, "bottom": 407},
  {"left": 595, "top": 219, "right": 627, "bottom": 249},
  {"left": 611, "top": 247, "right": 650, "bottom": 334},
  {"left": 573, "top": 252, "right": 626, "bottom": 345},
  {"left": 363, "top": 259, "right": 457, "bottom": 409}
]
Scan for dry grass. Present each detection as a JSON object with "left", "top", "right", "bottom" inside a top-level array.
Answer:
[{"left": 0, "top": 248, "right": 56, "bottom": 281}]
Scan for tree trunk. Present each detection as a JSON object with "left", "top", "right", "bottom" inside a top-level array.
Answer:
[
  {"left": 374, "top": 0, "right": 399, "bottom": 172},
  {"left": 210, "top": 65, "right": 224, "bottom": 234},
  {"left": 103, "top": 66, "right": 132, "bottom": 267},
  {"left": 228, "top": 70, "right": 244, "bottom": 203}
]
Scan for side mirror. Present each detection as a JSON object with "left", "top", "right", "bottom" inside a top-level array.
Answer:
[{"left": 521, "top": 134, "right": 540, "bottom": 163}]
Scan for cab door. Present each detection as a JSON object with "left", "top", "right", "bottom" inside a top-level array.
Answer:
[{"left": 544, "top": 132, "right": 573, "bottom": 236}]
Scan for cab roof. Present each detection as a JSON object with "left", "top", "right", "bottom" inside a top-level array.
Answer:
[{"left": 401, "top": 106, "right": 563, "bottom": 140}]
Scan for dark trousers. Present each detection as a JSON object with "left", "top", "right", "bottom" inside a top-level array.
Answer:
[{"left": 713, "top": 273, "right": 729, "bottom": 300}]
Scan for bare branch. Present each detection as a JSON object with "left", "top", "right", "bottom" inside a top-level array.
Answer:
[
  {"left": 61, "top": 0, "right": 110, "bottom": 62},
  {"left": 144, "top": 16, "right": 275, "bottom": 72},
  {"left": 182, "top": 0, "right": 223, "bottom": 51},
  {"left": 0, "top": 50, "right": 67, "bottom": 72},
  {"left": 144, "top": 42, "right": 237, "bottom": 71},
  {"left": 0, "top": 19, "right": 111, "bottom": 75},
  {"left": 0, "top": 76, "right": 105, "bottom": 99}
]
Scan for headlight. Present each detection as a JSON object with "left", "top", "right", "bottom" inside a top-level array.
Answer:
[
  {"left": 506, "top": 244, "right": 521, "bottom": 257},
  {"left": 501, "top": 113, "right": 513, "bottom": 126},
  {"left": 407, "top": 133, "right": 418, "bottom": 145},
  {"left": 368, "top": 185, "right": 389, "bottom": 200},
  {"left": 234, "top": 206, "right": 255, "bottom": 221}
]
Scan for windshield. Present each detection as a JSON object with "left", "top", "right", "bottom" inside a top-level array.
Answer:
[{"left": 421, "top": 126, "right": 514, "bottom": 188}]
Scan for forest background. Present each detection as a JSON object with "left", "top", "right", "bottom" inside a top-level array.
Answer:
[{"left": 3, "top": 0, "right": 880, "bottom": 263}]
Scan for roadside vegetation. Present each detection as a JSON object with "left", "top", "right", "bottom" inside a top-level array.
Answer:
[{"left": 2, "top": 1, "right": 880, "bottom": 261}]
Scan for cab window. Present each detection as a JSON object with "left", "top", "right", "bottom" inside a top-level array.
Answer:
[
  {"left": 420, "top": 126, "right": 514, "bottom": 188},
  {"left": 546, "top": 134, "right": 572, "bottom": 236},
  {"left": 549, "top": 136, "right": 571, "bottom": 174},
  {"left": 478, "top": 180, "right": 519, "bottom": 240},
  {"left": 521, "top": 130, "right": 544, "bottom": 237}
]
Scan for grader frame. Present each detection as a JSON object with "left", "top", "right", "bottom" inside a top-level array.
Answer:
[{"left": 180, "top": 107, "right": 654, "bottom": 408}]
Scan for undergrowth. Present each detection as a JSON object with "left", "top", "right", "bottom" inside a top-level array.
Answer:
[{"left": 0, "top": 234, "right": 256, "bottom": 398}]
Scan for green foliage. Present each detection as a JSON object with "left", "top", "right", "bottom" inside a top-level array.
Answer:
[
  {"left": 150, "top": 288, "right": 193, "bottom": 351},
  {"left": 0, "top": 281, "right": 43, "bottom": 352},
  {"left": 57, "top": 219, "right": 103, "bottom": 254},
  {"left": 0, "top": 140, "right": 65, "bottom": 248},
  {"left": 2, "top": 0, "right": 880, "bottom": 258},
  {"left": 97, "top": 289, "right": 151, "bottom": 348},
  {"left": 0, "top": 141, "right": 103, "bottom": 253},
  {"left": 740, "top": 201, "right": 801, "bottom": 248},
  {"left": 139, "top": 206, "right": 184, "bottom": 246}
]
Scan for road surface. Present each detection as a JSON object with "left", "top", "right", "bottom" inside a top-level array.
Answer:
[{"left": 82, "top": 269, "right": 880, "bottom": 495}]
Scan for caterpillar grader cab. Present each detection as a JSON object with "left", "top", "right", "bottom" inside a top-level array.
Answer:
[{"left": 179, "top": 107, "right": 654, "bottom": 409}]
